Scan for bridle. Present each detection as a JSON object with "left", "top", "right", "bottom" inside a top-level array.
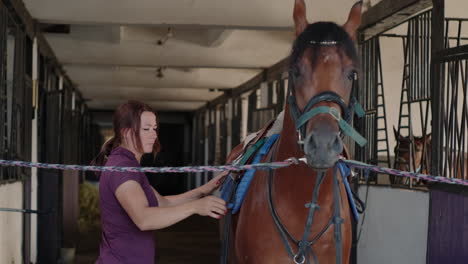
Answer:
[
  {"left": 287, "top": 40, "right": 367, "bottom": 149},
  {"left": 266, "top": 39, "right": 367, "bottom": 264}
]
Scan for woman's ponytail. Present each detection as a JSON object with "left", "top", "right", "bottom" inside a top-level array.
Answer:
[{"left": 90, "top": 136, "right": 119, "bottom": 177}]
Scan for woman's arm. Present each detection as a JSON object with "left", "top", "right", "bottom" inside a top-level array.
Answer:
[
  {"left": 115, "top": 180, "right": 226, "bottom": 231},
  {"left": 155, "top": 173, "right": 227, "bottom": 207}
]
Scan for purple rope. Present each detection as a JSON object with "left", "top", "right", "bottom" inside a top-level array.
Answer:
[
  {"left": 0, "top": 159, "right": 298, "bottom": 174},
  {"left": 341, "top": 159, "right": 468, "bottom": 187}
]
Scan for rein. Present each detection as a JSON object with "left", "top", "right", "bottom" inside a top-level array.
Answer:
[{"left": 267, "top": 140, "right": 346, "bottom": 264}]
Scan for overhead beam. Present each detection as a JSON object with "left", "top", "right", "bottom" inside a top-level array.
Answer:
[
  {"left": 63, "top": 62, "right": 263, "bottom": 70},
  {"left": 361, "top": 0, "right": 433, "bottom": 39},
  {"left": 433, "top": 44, "right": 468, "bottom": 63},
  {"left": 206, "top": 30, "right": 233, "bottom": 47},
  {"left": 121, "top": 26, "right": 234, "bottom": 47},
  {"left": 88, "top": 97, "right": 209, "bottom": 103},
  {"left": 200, "top": 56, "right": 290, "bottom": 111},
  {"left": 81, "top": 88, "right": 222, "bottom": 102},
  {"left": 87, "top": 100, "right": 205, "bottom": 111},
  {"left": 44, "top": 22, "right": 292, "bottom": 31},
  {"left": 39, "top": 23, "right": 70, "bottom": 34}
]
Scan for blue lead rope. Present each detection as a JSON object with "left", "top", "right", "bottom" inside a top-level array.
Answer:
[
  {"left": 337, "top": 162, "right": 360, "bottom": 222},
  {"left": 231, "top": 134, "right": 280, "bottom": 214}
]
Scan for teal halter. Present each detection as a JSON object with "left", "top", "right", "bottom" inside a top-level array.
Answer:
[{"left": 288, "top": 79, "right": 367, "bottom": 147}]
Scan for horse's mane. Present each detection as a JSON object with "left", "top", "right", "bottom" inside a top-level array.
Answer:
[{"left": 290, "top": 22, "right": 358, "bottom": 70}]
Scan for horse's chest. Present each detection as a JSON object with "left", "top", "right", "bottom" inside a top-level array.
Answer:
[{"left": 234, "top": 172, "right": 340, "bottom": 262}]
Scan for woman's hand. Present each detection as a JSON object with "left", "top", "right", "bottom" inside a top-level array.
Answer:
[
  {"left": 191, "top": 196, "right": 227, "bottom": 219},
  {"left": 199, "top": 172, "right": 228, "bottom": 196}
]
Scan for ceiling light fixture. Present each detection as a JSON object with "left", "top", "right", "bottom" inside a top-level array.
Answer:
[{"left": 156, "top": 67, "right": 165, "bottom": 78}]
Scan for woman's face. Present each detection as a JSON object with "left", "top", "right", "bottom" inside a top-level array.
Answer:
[{"left": 139, "top": 111, "right": 158, "bottom": 153}]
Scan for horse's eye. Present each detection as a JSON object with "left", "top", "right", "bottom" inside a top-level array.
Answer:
[{"left": 348, "top": 71, "right": 358, "bottom": 81}]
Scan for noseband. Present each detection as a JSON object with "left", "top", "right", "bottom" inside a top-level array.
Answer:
[{"left": 287, "top": 41, "right": 367, "bottom": 148}]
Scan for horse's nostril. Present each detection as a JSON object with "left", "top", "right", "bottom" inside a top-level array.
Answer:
[
  {"left": 333, "top": 135, "right": 343, "bottom": 152},
  {"left": 310, "top": 134, "right": 317, "bottom": 149},
  {"left": 328, "top": 135, "right": 338, "bottom": 147}
]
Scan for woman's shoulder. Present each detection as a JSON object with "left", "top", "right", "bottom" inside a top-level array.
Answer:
[
  {"left": 99, "top": 147, "right": 143, "bottom": 190},
  {"left": 101, "top": 162, "right": 144, "bottom": 193},
  {"left": 106, "top": 147, "right": 139, "bottom": 167}
]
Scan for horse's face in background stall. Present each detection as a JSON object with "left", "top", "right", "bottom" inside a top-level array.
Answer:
[
  {"left": 291, "top": 0, "right": 362, "bottom": 169},
  {"left": 394, "top": 127, "right": 432, "bottom": 172}
]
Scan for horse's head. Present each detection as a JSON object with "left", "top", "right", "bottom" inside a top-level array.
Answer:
[
  {"left": 394, "top": 127, "right": 432, "bottom": 172},
  {"left": 289, "top": 0, "right": 363, "bottom": 169}
]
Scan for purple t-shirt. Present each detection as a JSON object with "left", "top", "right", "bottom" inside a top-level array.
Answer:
[{"left": 96, "top": 147, "right": 158, "bottom": 264}]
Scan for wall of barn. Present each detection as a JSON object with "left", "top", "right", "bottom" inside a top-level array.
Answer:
[
  {"left": 0, "top": 182, "right": 23, "bottom": 264},
  {"left": 357, "top": 186, "right": 429, "bottom": 264}
]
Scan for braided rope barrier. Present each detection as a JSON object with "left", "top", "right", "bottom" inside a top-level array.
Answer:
[
  {"left": 0, "top": 158, "right": 297, "bottom": 174},
  {"left": 341, "top": 159, "right": 468, "bottom": 187},
  {"left": 0, "top": 208, "right": 50, "bottom": 214},
  {"left": 1, "top": 158, "right": 468, "bottom": 186},
  {"left": 1, "top": 158, "right": 468, "bottom": 215}
]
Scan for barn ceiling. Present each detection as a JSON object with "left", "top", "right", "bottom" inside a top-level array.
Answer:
[{"left": 23, "top": 0, "right": 374, "bottom": 111}]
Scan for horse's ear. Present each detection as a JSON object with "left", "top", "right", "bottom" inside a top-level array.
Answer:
[
  {"left": 394, "top": 126, "right": 406, "bottom": 142},
  {"left": 293, "top": 0, "right": 309, "bottom": 36},
  {"left": 343, "top": 1, "right": 363, "bottom": 41},
  {"left": 425, "top": 133, "right": 432, "bottom": 143},
  {"left": 393, "top": 126, "right": 400, "bottom": 141}
]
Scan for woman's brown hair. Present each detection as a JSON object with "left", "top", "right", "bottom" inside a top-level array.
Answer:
[{"left": 91, "top": 100, "right": 160, "bottom": 173}]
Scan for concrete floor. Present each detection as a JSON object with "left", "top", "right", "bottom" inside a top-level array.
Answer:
[{"left": 75, "top": 215, "right": 221, "bottom": 264}]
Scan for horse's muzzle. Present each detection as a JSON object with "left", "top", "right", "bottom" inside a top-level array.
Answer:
[{"left": 303, "top": 126, "right": 343, "bottom": 169}]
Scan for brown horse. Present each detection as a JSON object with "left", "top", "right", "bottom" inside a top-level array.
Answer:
[
  {"left": 393, "top": 128, "right": 432, "bottom": 185},
  {"left": 394, "top": 128, "right": 468, "bottom": 181},
  {"left": 221, "top": 1, "right": 363, "bottom": 263},
  {"left": 393, "top": 127, "right": 432, "bottom": 174}
]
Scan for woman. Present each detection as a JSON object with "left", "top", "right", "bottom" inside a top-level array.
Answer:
[{"left": 92, "top": 100, "right": 226, "bottom": 264}]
